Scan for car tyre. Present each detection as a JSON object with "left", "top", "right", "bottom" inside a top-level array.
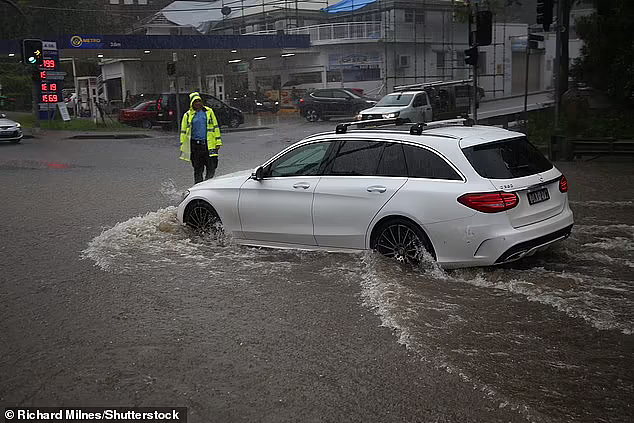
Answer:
[
  {"left": 11, "top": 138, "right": 22, "bottom": 144},
  {"left": 371, "top": 218, "right": 435, "bottom": 265},
  {"left": 305, "top": 108, "right": 320, "bottom": 122},
  {"left": 184, "top": 200, "right": 223, "bottom": 236},
  {"left": 228, "top": 116, "right": 241, "bottom": 128},
  {"left": 141, "top": 120, "right": 152, "bottom": 129}
]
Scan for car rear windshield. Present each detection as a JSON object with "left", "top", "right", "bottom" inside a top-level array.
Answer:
[
  {"left": 376, "top": 93, "right": 413, "bottom": 107},
  {"left": 462, "top": 136, "right": 553, "bottom": 179}
]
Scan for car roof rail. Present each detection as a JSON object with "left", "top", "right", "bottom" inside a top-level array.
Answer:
[
  {"left": 409, "top": 117, "right": 475, "bottom": 135},
  {"left": 393, "top": 79, "right": 473, "bottom": 92},
  {"left": 335, "top": 117, "right": 406, "bottom": 134}
]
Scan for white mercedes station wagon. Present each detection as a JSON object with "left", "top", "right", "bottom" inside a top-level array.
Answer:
[{"left": 177, "top": 119, "right": 574, "bottom": 269}]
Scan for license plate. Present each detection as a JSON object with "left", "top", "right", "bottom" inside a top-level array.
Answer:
[{"left": 527, "top": 187, "right": 550, "bottom": 205}]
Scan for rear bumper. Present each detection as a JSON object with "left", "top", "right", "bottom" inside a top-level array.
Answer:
[{"left": 429, "top": 205, "right": 574, "bottom": 269}]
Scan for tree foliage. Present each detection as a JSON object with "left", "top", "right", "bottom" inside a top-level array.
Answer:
[{"left": 571, "top": 0, "right": 634, "bottom": 105}]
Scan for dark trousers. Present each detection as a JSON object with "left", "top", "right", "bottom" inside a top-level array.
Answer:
[{"left": 191, "top": 142, "right": 218, "bottom": 184}]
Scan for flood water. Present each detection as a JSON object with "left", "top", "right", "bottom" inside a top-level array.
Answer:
[{"left": 83, "top": 162, "right": 633, "bottom": 423}]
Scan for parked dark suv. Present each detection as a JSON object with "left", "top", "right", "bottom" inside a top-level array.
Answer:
[
  {"left": 156, "top": 93, "right": 244, "bottom": 129},
  {"left": 299, "top": 88, "right": 376, "bottom": 122}
]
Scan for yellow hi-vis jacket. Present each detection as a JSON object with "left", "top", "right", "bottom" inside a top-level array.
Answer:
[{"left": 179, "top": 93, "right": 222, "bottom": 162}]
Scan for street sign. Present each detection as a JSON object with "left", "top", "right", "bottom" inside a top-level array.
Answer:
[{"left": 57, "top": 102, "right": 71, "bottom": 121}]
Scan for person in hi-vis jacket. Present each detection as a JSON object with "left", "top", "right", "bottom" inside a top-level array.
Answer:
[{"left": 180, "top": 92, "right": 222, "bottom": 183}]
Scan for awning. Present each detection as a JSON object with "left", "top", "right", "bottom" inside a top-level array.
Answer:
[{"left": 322, "top": 0, "right": 378, "bottom": 14}]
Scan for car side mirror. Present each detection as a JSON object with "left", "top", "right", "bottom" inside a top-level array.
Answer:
[{"left": 252, "top": 166, "right": 264, "bottom": 181}]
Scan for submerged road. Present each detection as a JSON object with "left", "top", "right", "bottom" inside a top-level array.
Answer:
[{"left": 1, "top": 117, "right": 632, "bottom": 422}]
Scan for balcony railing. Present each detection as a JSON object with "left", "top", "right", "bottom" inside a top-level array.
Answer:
[
  {"left": 245, "top": 22, "right": 440, "bottom": 44},
  {"left": 246, "top": 22, "right": 383, "bottom": 44}
]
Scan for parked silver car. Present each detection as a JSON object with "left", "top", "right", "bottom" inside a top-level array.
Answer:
[{"left": 0, "top": 113, "right": 23, "bottom": 144}]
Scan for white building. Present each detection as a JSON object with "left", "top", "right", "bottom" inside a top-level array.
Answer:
[{"left": 100, "top": 0, "right": 585, "bottom": 105}]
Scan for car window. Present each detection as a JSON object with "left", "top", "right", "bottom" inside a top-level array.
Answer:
[
  {"left": 325, "top": 140, "right": 384, "bottom": 176},
  {"left": 331, "top": 90, "right": 350, "bottom": 99},
  {"left": 461, "top": 136, "right": 553, "bottom": 179},
  {"left": 412, "top": 93, "right": 427, "bottom": 107},
  {"left": 159, "top": 94, "right": 170, "bottom": 109},
  {"left": 402, "top": 144, "right": 462, "bottom": 180},
  {"left": 312, "top": 90, "right": 331, "bottom": 98},
  {"left": 376, "top": 142, "right": 408, "bottom": 177},
  {"left": 203, "top": 95, "right": 223, "bottom": 109},
  {"left": 146, "top": 103, "right": 157, "bottom": 112},
  {"left": 267, "top": 141, "right": 333, "bottom": 177}
]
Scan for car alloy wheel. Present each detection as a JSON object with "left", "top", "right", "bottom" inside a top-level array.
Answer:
[
  {"left": 184, "top": 201, "right": 222, "bottom": 236},
  {"left": 373, "top": 219, "right": 433, "bottom": 265},
  {"left": 141, "top": 120, "right": 152, "bottom": 129},
  {"left": 305, "top": 108, "right": 319, "bottom": 122}
]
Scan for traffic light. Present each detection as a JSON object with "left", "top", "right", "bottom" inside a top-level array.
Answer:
[
  {"left": 167, "top": 61, "right": 176, "bottom": 76},
  {"left": 22, "top": 39, "right": 43, "bottom": 66},
  {"left": 476, "top": 11, "right": 493, "bottom": 47},
  {"left": 528, "top": 34, "right": 545, "bottom": 50},
  {"left": 464, "top": 46, "right": 478, "bottom": 67},
  {"left": 536, "top": 0, "right": 554, "bottom": 32}
]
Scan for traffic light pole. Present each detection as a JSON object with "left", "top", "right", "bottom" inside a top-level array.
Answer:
[
  {"left": 524, "top": 38, "right": 530, "bottom": 121},
  {"left": 469, "top": 5, "right": 478, "bottom": 122},
  {"left": 173, "top": 53, "right": 181, "bottom": 132}
]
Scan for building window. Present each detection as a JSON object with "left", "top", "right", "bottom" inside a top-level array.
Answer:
[
  {"left": 436, "top": 52, "right": 445, "bottom": 69},
  {"left": 289, "top": 71, "right": 323, "bottom": 84},
  {"left": 405, "top": 10, "right": 414, "bottom": 23},
  {"left": 416, "top": 11, "right": 425, "bottom": 23},
  {"left": 478, "top": 51, "right": 486, "bottom": 75}
]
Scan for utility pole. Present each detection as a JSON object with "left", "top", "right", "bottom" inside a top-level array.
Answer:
[
  {"left": 554, "top": 0, "right": 562, "bottom": 129},
  {"left": 173, "top": 52, "right": 181, "bottom": 132}
]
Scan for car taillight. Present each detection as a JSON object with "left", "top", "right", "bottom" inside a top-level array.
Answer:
[
  {"left": 157, "top": 98, "right": 162, "bottom": 110},
  {"left": 457, "top": 192, "right": 519, "bottom": 213},
  {"left": 299, "top": 98, "right": 304, "bottom": 104},
  {"left": 559, "top": 175, "right": 568, "bottom": 193},
  {"left": 168, "top": 110, "right": 173, "bottom": 116}
]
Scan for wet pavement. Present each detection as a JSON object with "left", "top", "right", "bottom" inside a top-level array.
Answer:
[{"left": 0, "top": 119, "right": 632, "bottom": 422}]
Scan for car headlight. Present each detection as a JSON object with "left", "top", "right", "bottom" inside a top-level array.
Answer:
[
  {"left": 355, "top": 114, "right": 363, "bottom": 121},
  {"left": 15, "top": 123, "right": 21, "bottom": 129},
  {"left": 274, "top": 101, "right": 279, "bottom": 105},
  {"left": 256, "top": 101, "right": 263, "bottom": 106},
  {"left": 382, "top": 112, "right": 400, "bottom": 119}
]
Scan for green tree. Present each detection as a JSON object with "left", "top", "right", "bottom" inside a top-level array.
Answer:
[{"left": 571, "top": 0, "right": 634, "bottom": 104}]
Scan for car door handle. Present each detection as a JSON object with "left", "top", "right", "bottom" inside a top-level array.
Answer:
[
  {"left": 293, "top": 182, "right": 311, "bottom": 189},
  {"left": 367, "top": 185, "right": 387, "bottom": 193}
]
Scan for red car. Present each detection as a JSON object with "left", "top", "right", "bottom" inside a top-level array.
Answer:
[{"left": 118, "top": 100, "right": 157, "bottom": 129}]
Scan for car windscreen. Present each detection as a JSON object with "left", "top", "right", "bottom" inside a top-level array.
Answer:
[
  {"left": 376, "top": 93, "right": 413, "bottom": 107},
  {"left": 461, "top": 136, "right": 553, "bottom": 179}
]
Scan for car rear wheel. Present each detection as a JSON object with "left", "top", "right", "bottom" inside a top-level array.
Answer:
[
  {"left": 372, "top": 218, "right": 435, "bottom": 265},
  {"left": 141, "top": 120, "right": 152, "bottom": 129},
  {"left": 184, "top": 201, "right": 223, "bottom": 236},
  {"left": 305, "top": 108, "right": 320, "bottom": 122}
]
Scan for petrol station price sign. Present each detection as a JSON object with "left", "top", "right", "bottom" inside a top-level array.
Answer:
[{"left": 36, "top": 43, "right": 63, "bottom": 114}]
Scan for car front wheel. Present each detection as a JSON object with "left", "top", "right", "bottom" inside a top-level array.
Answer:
[
  {"left": 305, "top": 108, "right": 320, "bottom": 122},
  {"left": 184, "top": 200, "right": 223, "bottom": 236},
  {"left": 141, "top": 120, "right": 152, "bottom": 129},
  {"left": 372, "top": 218, "right": 435, "bottom": 265}
]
